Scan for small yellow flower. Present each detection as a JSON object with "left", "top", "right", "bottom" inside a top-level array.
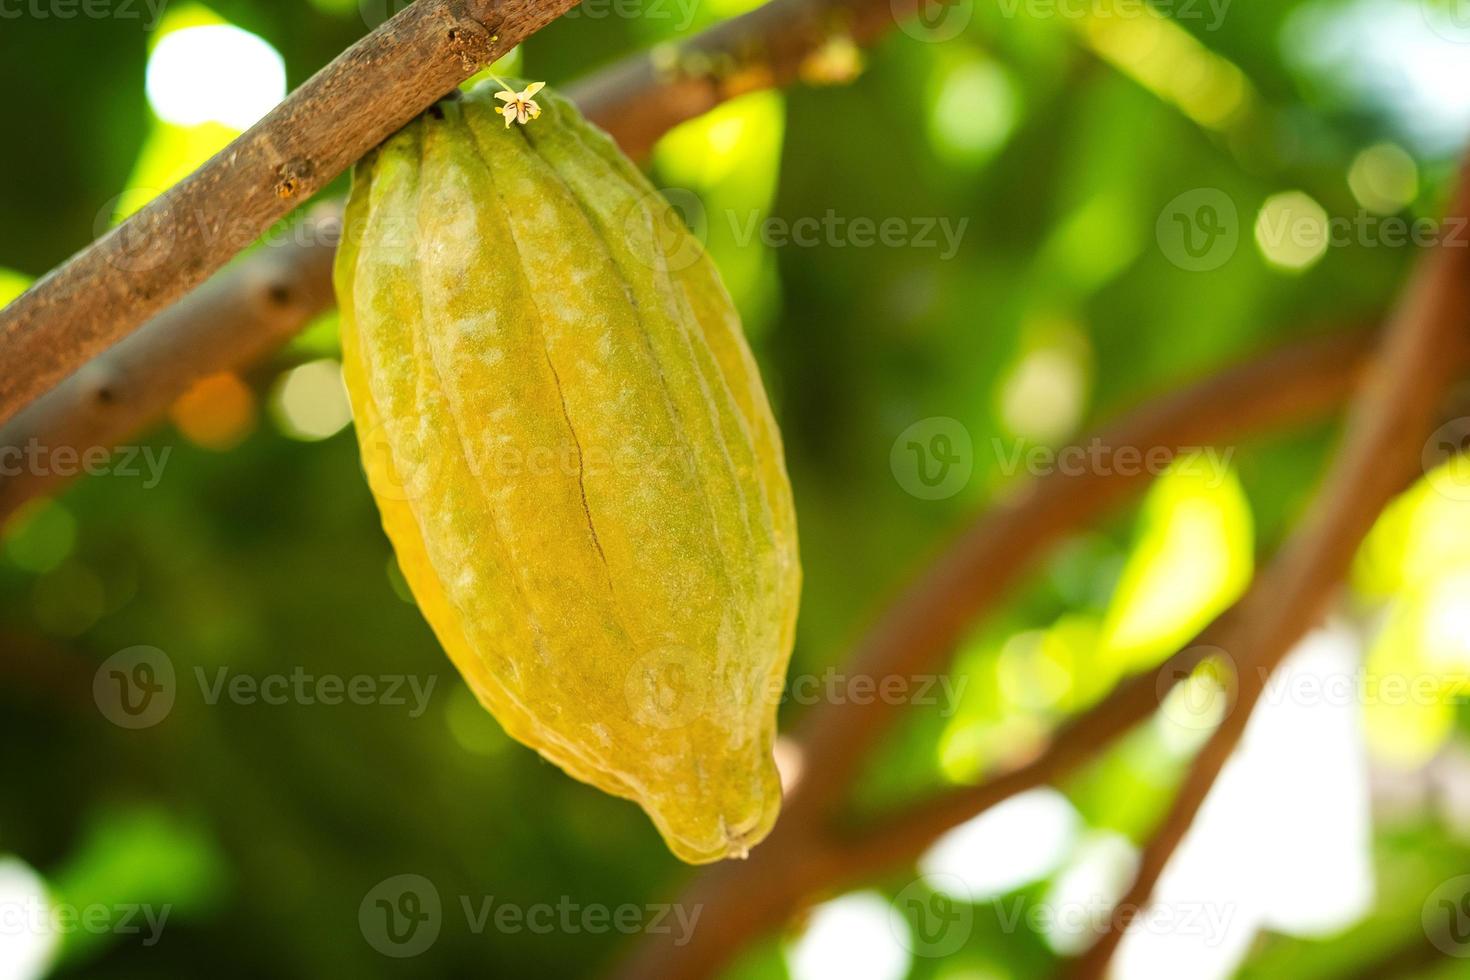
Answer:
[{"left": 495, "top": 81, "right": 546, "bottom": 128}]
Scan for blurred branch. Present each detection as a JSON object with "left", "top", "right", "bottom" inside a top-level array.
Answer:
[
  {"left": 0, "top": 206, "right": 341, "bottom": 521},
  {"left": 785, "top": 329, "right": 1377, "bottom": 826},
  {"left": 0, "top": 0, "right": 575, "bottom": 428},
  {"left": 0, "top": 0, "right": 908, "bottom": 518},
  {"left": 1068, "top": 161, "right": 1470, "bottom": 979},
  {"left": 612, "top": 326, "right": 1418, "bottom": 980},
  {"left": 829, "top": 612, "right": 1243, "bottom": 878},
  {"left": 568, "top": 0, "right": 915, "bottom": 159}
]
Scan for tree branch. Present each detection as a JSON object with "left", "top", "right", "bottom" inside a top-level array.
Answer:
[
  {"left": 611, "top": 325, "right": 1410, "bottom": 980},
  {"left": 784, "top": 328, "right": 1376, "bottom": 826},
  {"left": 568, "top": 0, "right": 916, "bottom": 159},
  {"left": 1, "top": 0, "right": 909, "bottom": 516},
  {"left": 1066, "top": 161, "right": 1470, "bottom": 980},
  {"left": 0, "top": 0, "right": 577, "bottom": 428},
  {"left": 0, "top": 206, "right": 340, "bottom": 520}
]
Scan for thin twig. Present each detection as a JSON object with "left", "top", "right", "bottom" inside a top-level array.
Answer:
[
  {"left": 0, "top": 0, "right": 577, "bottom": 428},
  {"left": 1067, "top": 161, "right": 1470, "bottom": 980}
]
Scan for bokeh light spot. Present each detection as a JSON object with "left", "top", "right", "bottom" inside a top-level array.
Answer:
[
  {"left": 169, "top": 372, "right": 257, "bottom": 451},
  {"left": 146, "top": 24, "right": 286, "bottom": 130},
  {"left": 1348, "top": 142, "right": 1419, "bottom": 214},
  {"left": 786, "top": 892, "right": 911, "bottom": 980},
  {"left": 269, "top": 359, "right": 352, "bottom": 442},
  {"left": 1254, "top": 191, "right": 1329, "bottom": 272}
]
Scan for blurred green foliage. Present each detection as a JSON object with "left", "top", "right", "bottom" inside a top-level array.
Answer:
[{"left": 6, "top": 0, "right": 1470, "bottom": 977}]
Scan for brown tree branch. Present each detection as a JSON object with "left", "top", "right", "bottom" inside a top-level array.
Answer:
[
  {"left": 783, "top": 328, "right": 1377, "bottom": 826},
  {"left": 0, "top": 206, "right": 341, "bottom": 520},
  {"left": 0, "top": 0, "right": 578, "bottom": 428},
  {"left": 568, "top": 0, "right": 916, "bottom": 159},
  {"left": 829, "top": 615, "right": 1242, "bottom": 879},
  {"left": 611, "top": 325, "right": 1410, "bottom": 980},
  {"left": 1066, "top": 162, "right": 1470, "bottom": 980},
  {"left": 0, "top": 0, "right": 909, "bottom": 517}
]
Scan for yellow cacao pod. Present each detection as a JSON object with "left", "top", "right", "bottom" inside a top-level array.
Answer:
[{"left": 334, "top": 80, "right": 800, "bottom": 863}]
